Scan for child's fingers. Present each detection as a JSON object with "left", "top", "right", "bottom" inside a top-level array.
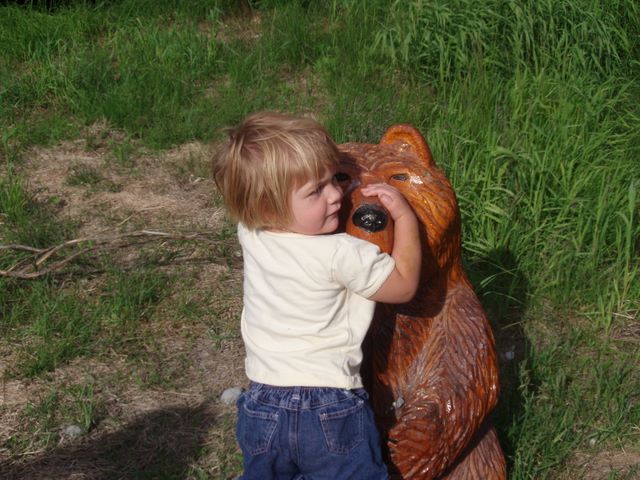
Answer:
[
  {"left": 361, "top": 184, "right": 412, "bottom": 218},
  {"left": 375, "top": 191, "right": 394, "bottom": 205},
  {"left": 362, "top": 184, "right": 403, "bottom": 203},
  {"left": 361, "top": 183, "right": 398, "bottom": 197}
]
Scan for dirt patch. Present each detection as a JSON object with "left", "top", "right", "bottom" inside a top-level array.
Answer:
[
  {"left": 562, "top": 448, "right": 640, "bottom": 479},
  {"left": 1, "top": 126, "right": 246, "bottom": 477},
  {"left": 24, "top": 132, "right": 224, "bottom": 238},
  {"left": 610, "top": 308, "right": 640, "bottom": 349}
]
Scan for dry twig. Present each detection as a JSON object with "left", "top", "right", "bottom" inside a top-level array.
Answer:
[{"left": 0, "top": 230, "right": 225, "bottom": 279}]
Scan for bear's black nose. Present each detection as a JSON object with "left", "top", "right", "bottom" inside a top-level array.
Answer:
[{"left": 352, "top": 204, "right": 388, "bottom": 233}]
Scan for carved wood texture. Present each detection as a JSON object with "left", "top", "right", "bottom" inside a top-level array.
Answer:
[{"left": 338, "top": 125, "right": 507, "bottom": 479}]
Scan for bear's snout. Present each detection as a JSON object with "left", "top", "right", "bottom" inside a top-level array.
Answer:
[
  {"left": 343, "top": 186, "right": 394, "bottom": 254},
  {"left": 352, "top": 204, "right": 388, "bottom": 233}
]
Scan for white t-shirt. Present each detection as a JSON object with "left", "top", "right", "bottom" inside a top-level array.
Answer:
[{"left": 237, "top": 223, "right": 395, "bottom": 389}]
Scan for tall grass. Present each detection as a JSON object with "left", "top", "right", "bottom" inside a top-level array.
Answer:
[
  {"left": 1, "top": 1, "right": 639, "bottom": 478},
  {"left": 433, "top": 70, "right": 639, "bottom": 325},
  {"left": 366, "top": 1, "right": 639, "bottom": 477},
  {"left": 368, "top": 4, "right": 639, "bottom": 475},
  {"left": 371, "top": 0, "right": 640, "bottom": 324},
  {"left": 373, "top": 0, "right": 639, "bottom": 81}
]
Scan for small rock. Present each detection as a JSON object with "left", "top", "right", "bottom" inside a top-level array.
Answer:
[
  {"left": 61, "top": 424, "right": 83, "bottom": 439},
  {"left": 501, "top": 345, "right": 516, "bottom": 362},
  {"left": 221, "top": 387, "right": 243, "bottom": 405}
]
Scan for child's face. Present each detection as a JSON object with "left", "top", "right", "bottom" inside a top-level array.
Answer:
[{"left": 286, "top": 169, "right": 343, "bottom": 235}]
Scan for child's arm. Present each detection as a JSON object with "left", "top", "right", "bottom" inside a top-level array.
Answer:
[{"left": 362, "top": 183, "right": 421, "bottom": 304}]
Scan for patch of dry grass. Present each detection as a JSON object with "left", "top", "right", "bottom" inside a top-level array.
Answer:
[
  {"left": 560, "top": 449, "right": 640, "bottom": 480},
  {"left": 1, "top": 124, "right": 246, "bottom": 478}
]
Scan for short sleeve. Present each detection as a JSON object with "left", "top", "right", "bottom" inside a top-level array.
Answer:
[{"left": 332, "top": 236, "right": 395, "bottom": 298}]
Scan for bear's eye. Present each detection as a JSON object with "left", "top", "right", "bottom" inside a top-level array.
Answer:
[
  {"left": 335, "top": 172, "right": 350, "bottom": 183},
  {"left": 391, "top": 173, "right": 408, "bottom": 181}
]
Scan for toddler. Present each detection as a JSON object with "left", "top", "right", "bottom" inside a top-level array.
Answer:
[{"left": 212, "top": 111, "right": 421, "bottom": 480}]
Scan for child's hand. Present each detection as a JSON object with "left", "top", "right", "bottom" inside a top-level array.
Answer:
[
  {"left": 361, "top": 183, "right": 414, "bottom": 222},
  {"left": 363, "top": 182, "right": 421, "bottom": 304}
]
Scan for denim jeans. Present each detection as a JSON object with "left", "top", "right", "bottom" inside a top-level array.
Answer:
[{"left": 236, "top": 382, "right": 389, "bottom": 480}]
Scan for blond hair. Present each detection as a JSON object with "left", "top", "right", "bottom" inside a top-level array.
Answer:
[{"left": 212, "top": 112, "right": 341, "bottom": 230}]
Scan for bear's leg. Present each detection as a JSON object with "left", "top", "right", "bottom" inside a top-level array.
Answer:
[{"left": 440, "top": 422, "right": 506, "bottom": 480}]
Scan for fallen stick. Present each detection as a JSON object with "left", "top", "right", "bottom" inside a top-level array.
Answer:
[{"left": 0, "top": 230, "right": 228, "bottom": 279}]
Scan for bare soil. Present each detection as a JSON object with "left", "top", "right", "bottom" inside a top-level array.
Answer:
[{"left": 0, "top": 127, "right": 246, "bottom": 479}]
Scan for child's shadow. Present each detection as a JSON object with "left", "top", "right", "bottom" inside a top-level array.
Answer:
[
  {"left": 0, "top": 402, "right": 223, "bottom": 480},
  {"left": 465, "top": 247, "right": 530, "bottom": 468}
]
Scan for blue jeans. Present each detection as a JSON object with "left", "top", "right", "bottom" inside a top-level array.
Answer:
[{"left": 236, "top": 382, "right": 389, "bottom": 480}]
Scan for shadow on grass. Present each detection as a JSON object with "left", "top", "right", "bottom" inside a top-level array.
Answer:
[
  {"left": 0, "top": 402, "right": 220, "bottom": 480},
  {"left": 466, "top": 247, "right": 530, "bottom": 469}
]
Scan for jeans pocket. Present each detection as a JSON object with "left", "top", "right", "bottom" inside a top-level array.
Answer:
[
  {"left": 318, "top": 397, "right": 364, "bottom": 454},
  {"left": 237, "top": 395, "right": 279, "bottom": 456}
]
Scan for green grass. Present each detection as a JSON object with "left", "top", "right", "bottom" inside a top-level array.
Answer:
[
  {"left": 498, "top": 328, "right": 640, "bottom": 478},
  {"left": 1, "top": 0, "right": 639, "bottom": 478},
  {"left": 5, "top": 376, "right": 104, "bottom": 453},
  {"left": 0, "top": 169, "right": 74, "bottom": 250},
  {"left": 1, "top": 269, "right": 170, "bottom": 378}
]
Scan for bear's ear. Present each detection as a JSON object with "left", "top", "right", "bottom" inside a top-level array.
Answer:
[{"left": 380, "top": 124, "right": 435, "bottom": 168}]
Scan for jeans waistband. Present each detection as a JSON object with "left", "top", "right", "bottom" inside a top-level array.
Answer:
[{"left": 247, "top": 382, "right": 367, "bottom": 410}]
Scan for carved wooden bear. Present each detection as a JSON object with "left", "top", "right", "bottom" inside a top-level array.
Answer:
[{"left": 336, "top": 125, "right": 507, "bottom": 479}]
